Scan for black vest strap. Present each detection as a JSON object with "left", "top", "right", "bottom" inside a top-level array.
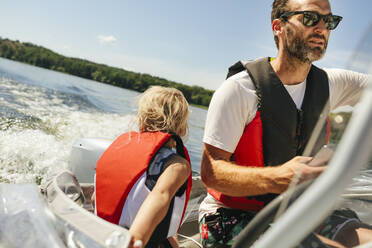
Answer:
[
  {"left": 300, "top": 66, "right": 330, "bottom": 155},
  {"left": 226, "top": 61, "right": 248, "bottom": 79}
]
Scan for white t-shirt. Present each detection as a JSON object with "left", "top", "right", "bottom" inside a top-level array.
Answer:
[
  {"left": 204, "top": 67, "right": 369, "bottom": 153},
  {"left": 200, "top": 65, "right": 370, "bottom": 220}
]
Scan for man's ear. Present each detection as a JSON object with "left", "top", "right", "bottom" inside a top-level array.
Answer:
[{"left": 272, "top": 19, "right": 283, "bottom": 35}]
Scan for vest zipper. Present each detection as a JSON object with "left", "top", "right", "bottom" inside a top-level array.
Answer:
[{"left": 296, "top": 109, "right": 304, "bottom": 153}]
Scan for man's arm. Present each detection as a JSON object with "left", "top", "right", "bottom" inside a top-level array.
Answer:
[
  {"left": 201, "top": 143, "right": 326, "bottom": 197},
  {"left": 327, "top": 69, "right": 370, "bottom": 111}
]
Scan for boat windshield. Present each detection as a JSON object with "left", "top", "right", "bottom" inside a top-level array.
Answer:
[{"left": 277, "top": 98, "right": 372, "bottom": 218}]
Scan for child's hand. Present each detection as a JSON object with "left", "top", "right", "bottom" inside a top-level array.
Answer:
[
  {"left": 133, "top": 240, "right": 143, "bottom": 248},
  {"left": 128, "top": 237, "right": 143, "bottom": 248}
]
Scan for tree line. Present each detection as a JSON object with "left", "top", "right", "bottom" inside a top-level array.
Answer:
[{"left": 0, "top": 38, "right": 214, "bottom": 107}]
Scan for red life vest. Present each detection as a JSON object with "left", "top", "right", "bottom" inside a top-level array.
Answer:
[
  {"left": 95, "top": 131, "right": 192, "bottom": 231},
  {"left": 208, "top": 112, "right": 265, "bottom": 211},
  {"left": 208, "top": 57, "right": 330, "bottom": 211}
]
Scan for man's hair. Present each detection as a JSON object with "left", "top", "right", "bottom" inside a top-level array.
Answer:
[
  {"left": 271, "top": 0, "right": 291, "bottom": 48},
  {"left": 137, "top": 86, "right": 189, "bottom": 137}
]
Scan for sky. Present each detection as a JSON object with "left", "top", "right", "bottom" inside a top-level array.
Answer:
[{"left": 1, "top": 0, "right": 371, "bottom": 90}]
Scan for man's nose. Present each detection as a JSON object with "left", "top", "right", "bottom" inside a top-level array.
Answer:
[{"left": 314, "top": 18, "right": 329, "bottom": 34}]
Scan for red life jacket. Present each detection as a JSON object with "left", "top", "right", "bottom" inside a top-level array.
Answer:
[
  {"left": 95, "top": 131, "right": 192, "bottom": 232},
  {"left": 208, "top": 57, "right": 330, "bottom": 211}
]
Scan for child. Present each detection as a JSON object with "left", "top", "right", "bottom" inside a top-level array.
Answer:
[{"left": 95, "top": 86, "right": 192, "bottom": 248}]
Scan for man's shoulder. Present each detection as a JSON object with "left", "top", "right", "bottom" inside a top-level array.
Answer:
[
  {"left": 210, "top": 60, "right": 260, "bottom": 105},
  {"left": 226, "top": 57, "right": 267, "bottom": 79},
  {"left": 226, "top": 69, "right": 250, "bottom": 82},
  {"left": 322, "top": 67, "right": 367, "bottom": 77},
  {"left": 322, "top": 68, "right": 369, "bottom": 84},
  {"left": 212, "top": 71, "right": 257, "bottom": 101},
  {"left": 222, "top": 64, "right": 255, "bottom": 91}
]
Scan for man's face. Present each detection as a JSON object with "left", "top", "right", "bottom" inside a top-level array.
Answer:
[{"left": 282, "top": 0, "right": 332, "bottom": 62}]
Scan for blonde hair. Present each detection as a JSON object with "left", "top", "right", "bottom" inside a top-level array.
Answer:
[{"left": 137, "top": 86, "right": 189, "bottom": 137}]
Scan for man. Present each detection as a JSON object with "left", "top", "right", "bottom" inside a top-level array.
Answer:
[{"left": 199, "top": 0, "right": 372, "bottom": 247}]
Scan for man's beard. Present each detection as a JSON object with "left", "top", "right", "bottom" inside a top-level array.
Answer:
[{"left": 284, "top": 27, "right": 328, "bottom": 63}]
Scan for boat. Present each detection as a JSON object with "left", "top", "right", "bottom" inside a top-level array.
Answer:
[
  {"left": 0, "top": 77, "right": 370, "bottom": 248},
  {"left": 0, "top": 79, "right": 370, "bottom": 248},
  {"left": 44, "top": 137, "right": 206, "bottom": 248},
  {"left": 0, "top": 135, "right": 206, "bottom": 248}
]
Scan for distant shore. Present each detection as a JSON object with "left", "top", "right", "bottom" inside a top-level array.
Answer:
[{"left": 0, "top": 37, "right": 214, "bottom": 108}]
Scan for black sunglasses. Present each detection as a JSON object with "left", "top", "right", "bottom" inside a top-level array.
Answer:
[{"left": 280, "top": 11, "right": 343, "bottom": 30}]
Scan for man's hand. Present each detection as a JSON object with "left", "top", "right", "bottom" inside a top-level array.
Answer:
[
  {"left": 271, "top": 156, "right": 326, "bottom": 194},
  {"left": 201, "top": 144, "right": 326, "bottom": 196}
]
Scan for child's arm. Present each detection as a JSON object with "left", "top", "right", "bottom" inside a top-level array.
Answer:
[
  {"left": 129, "top": 155, "right": 191, "bottom": 247},
  {"left": 168, "top": 235, "right": 179, "bottom": 248}
]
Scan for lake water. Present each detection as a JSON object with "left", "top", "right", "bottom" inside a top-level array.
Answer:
[
  {"left": 1, "top": 57, "right": 371, "bottom": 187},
  {"left": 0, "top": 57, "right": 207, "bottom": 184}
]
